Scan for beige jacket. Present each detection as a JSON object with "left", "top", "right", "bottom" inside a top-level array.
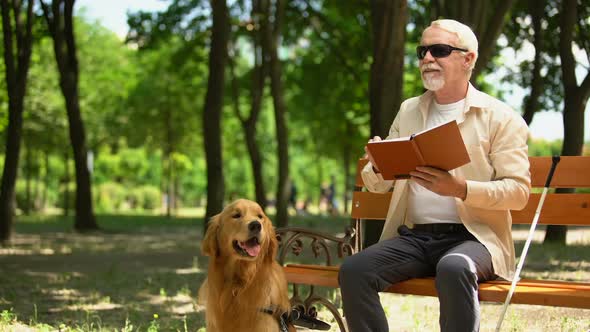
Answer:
[{"left": 361, "top": 83, "right": 531, "bottom": 280}]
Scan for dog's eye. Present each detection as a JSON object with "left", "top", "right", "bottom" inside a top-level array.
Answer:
[
  {"left": 232, "top": 213, "right": 241, "bottom": 219},
  {"left": 258, "top": 214, "right": 263, "bottom": 219}
]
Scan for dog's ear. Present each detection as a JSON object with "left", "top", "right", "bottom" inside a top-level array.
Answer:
[
  {"left": 264, "top": 216, "right": 279, "bottom": 263},
  {"left": 202, "top": 214, "right": 220, "bottom": 257}
]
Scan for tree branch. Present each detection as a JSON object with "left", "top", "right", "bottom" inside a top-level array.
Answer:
[
  {"left": 473, "top": 0, "right": 515, "bottom": 79},
  {"left": 559, "top": 0, "right": 577, "bottom": 91}
]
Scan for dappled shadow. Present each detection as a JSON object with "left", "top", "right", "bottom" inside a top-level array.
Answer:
[
  {"left": 513, "top": 240, "right": 590, "bottom": 282},
  {"left": 0, "top": 225, "right": 208, "bottom": 330}
]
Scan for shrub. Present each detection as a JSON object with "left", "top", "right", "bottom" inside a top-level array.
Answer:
[
  {"left": 95, "top": 182, "right": 126, "bottom": 212},
  {"left": 56, "top": 182, "right": 76, "bottom": 212},
  {"left": 129, "top": 185, "right": 162, "bottom": 211}
]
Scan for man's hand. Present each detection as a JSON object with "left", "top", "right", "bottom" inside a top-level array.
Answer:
[
  {"left": 363, "top": 136, "right": 382, "bottom": 172},
  {"left": 410, "top": 166, "right": 467, "bottom": 200}
]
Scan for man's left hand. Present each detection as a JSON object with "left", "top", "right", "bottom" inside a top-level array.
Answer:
[{"left": 410, "top": 166, "right": 467, "bottom": 200}]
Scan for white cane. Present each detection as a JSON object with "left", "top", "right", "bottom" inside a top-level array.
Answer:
[{"left": 494, "top": 156, "right": 561, "bottom": 332}]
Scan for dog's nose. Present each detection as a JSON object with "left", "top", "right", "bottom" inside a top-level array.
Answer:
[{"left": 248, "top": 220, "right": 262, "bottom": 233}]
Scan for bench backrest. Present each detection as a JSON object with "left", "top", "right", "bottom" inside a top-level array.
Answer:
[{"left": 352, "top": 156, "right": 590, "bottom": 226}]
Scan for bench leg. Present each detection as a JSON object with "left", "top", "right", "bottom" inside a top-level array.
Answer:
[{"left": 290, "top": 284, "right": 347, "bottom": 332}]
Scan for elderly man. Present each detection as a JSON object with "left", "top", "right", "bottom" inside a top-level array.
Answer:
[{"left": 339, "top": 19, "right": 530, "bottom": 332}]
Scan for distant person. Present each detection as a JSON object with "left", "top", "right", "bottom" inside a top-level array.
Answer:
[
  {"left": 338, "top": 19, "right": 531, "bottom": 332},
  {"left": 289, "top": 181, "right": 298, "bottom": 213},
  {"left": 319, "top": 183, "right": 329, "bottom": 214},
  {"left": 300, "top": 197, "right": 311, "bottom": 215},
  {"left": 327, "top": 175, "right": 338, "bottom": 215}
]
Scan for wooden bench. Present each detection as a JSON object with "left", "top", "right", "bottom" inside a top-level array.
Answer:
[{"left": 277, "top": 156, "right": 590, "bottom": 331}]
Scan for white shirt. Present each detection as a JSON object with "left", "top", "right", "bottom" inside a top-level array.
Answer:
[{"left": 407, "top": 98, "right": 465, "bottom": 225}]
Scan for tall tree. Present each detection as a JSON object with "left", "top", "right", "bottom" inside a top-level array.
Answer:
[
  {"left": 520, "top": 0, "right": 546, "bottom": 125},
  {"left": 370, "top": 0, "right": 407, "bottom": 138},
  {"left": 503, "top": 0, "right": 562, "bottom": 127},
  {"left": 285, "top": 1, "right": 372, "bottom": 216},
  {"left": 0, "top": 0, "right": 35, "bottom": 241},
  {"left": 365, "top": 0, "right": 407, "bottom": 246},
  {"left": 544, "top": 0, "right": 590, "bottom": 244},
  {"left": 202, "top": 0, "right": 229, "bottom": 230},
  {"left": 261, "top": 0, "right": 290, "bottom": 227},
  {"left": 228, "top": 0, "right": 268, "bottom": 209},
  {"left": 40, "top": 0, "right": 98, "bottom": 231}
]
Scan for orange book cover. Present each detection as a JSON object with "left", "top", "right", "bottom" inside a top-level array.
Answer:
[{"left": 365, "top": 120, "right": 470, "bottom": 180}]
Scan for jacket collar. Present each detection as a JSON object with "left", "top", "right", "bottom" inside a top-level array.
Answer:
[{"left": 417, "top": 82, "right": 488, "bottom": 125}]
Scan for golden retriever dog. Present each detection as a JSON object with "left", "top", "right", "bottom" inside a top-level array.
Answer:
[{"left": 199, "top": 199, "right": 295, "bottom": 332}]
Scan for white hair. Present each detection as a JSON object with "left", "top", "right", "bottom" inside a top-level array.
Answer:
[{"left": 429, "top": 19, "right": 479, "bottom": 71}]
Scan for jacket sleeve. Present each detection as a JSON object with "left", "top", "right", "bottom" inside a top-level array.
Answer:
[
  {"left": 463, "top": 114, "right": 531, "bottom": 210},
  {"left": 361, "top": 109, "right": 402, "bottom": 193}
]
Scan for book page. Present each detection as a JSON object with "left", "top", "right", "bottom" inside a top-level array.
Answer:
[{"left": 369, "top": 136, "right": 411, "bottom": 143}]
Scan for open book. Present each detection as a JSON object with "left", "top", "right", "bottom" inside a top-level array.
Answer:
[{"left": 365, "top": 120, "right": 470, "bottom": 180}]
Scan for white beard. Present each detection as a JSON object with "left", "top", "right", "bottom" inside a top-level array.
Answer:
[
  {"left": 421, "top": 71, "right": 445, "bottom": 91},
  {"left": 420, "top": 63, "right": 445, "bottom": 91}
]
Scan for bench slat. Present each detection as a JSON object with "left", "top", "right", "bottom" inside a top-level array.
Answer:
[
  {"left": 512, "top": 193, "right": 590, "bottom": 225},
  {"left": 284, "top": 264, "right": 590, "bottom": 309},
  {"left": 530, "top": 156, "right": 590, "bottom": 188},
  {"left": 351, "top": 191, "right": 590, "bottom": 226}
]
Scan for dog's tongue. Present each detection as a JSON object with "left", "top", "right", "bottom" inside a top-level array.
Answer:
[{"left": 240, "top": 239, "right": 261, "bottom": 257}]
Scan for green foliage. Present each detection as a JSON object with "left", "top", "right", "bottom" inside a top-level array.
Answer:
[
  {"left": 0, "top": 309, "right": 16, "bottom": 325},
  {"left": 1, "top": 0, "right": 587, "bottom": 218},
  {"left": 528, "top": 138, "right": 563, "bottom": 156},
  {"left": 129, "top": 185, "right": 162, "bottom": 210},
  {"left": 95, "top": 182, "right": 126, "bottom": 212},
  {"left": 56, "top": 182, "right": 76, "bottom": 211},
  {"left": 15, "top": 180, "right": 45, "bottom": 213}
]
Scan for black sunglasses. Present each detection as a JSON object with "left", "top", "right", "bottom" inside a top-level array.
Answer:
[{"left": 416, "top": 44, "right": 468, "bottom": 60}]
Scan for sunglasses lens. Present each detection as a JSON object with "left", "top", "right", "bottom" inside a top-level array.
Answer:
[
  {"left": 430, "top": 44, "right": 452, "bottom": 58},
  {"left": 416, "top": 46, "right": 427, "bottom": 59},
  {"left": 417, "top": 44, "right": 457, "bottom": 59}
]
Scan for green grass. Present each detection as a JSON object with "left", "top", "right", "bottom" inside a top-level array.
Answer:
[{"left": 1, "top": 214, "right": 589, "bottom": 331}]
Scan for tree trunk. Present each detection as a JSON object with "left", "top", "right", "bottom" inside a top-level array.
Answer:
[
  {"left": 165, "top": 150, "right": 173, "bottom": 218},
  {"left": 261, "top": 0, "right": 290, "bottom": 227},
  {"left": 0, "top": 0, "right": 35, "bottom": 242},
  {"left": 202, "top": 0, "right": 229, "bottom": 233},
  {"left": 160, "top": 155, "right": 166, "bottom": 214},
  {"left": 544, "top": 0, "right": 590, "bottom": 244},
  {"left": 33, "top": 151, "right": 41, "bottom": 211},
  {"left": 41, "top": 151, "right": 49, "bottom": 211},
  {"left": 246, "top": 2, "right": 268, "bottom": 209},
  {"left": 369, "top": 0, "right": 407, "bottom": 138},
  {"left": 63, "top": 151, "right": 70, "bottom": 217},
  {"left": 165, "top": 108, "right": 173, "bottom": 218},
  {"left": 365, "top": 0, "right": 407, "bottom": 247},
  {"left": 0, "top": 100, "right": 24, "bottom": 239},
  {"left": 342, "top": 121, "right": 353, "bottom": 214},
  {"left": 229, "top": 3, "right": 268, "bottom": 208},
  {"left": 522, "top": 0, "right": 545, "bottom": 125},
  {"left": 41, "top": 0, "right": 98, "bottom": 232},
  {"left": 24, "top": 146, "right": 31, "bottom": 215}
]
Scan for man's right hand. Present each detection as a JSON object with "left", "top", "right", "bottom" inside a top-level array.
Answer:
[{"left": 364, "top": 136, "right": 382, "bottom": 172}]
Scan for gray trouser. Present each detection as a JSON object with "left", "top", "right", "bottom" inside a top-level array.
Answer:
[{"left": 339, "top": 225, "right": 495, "bottom": 332}]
